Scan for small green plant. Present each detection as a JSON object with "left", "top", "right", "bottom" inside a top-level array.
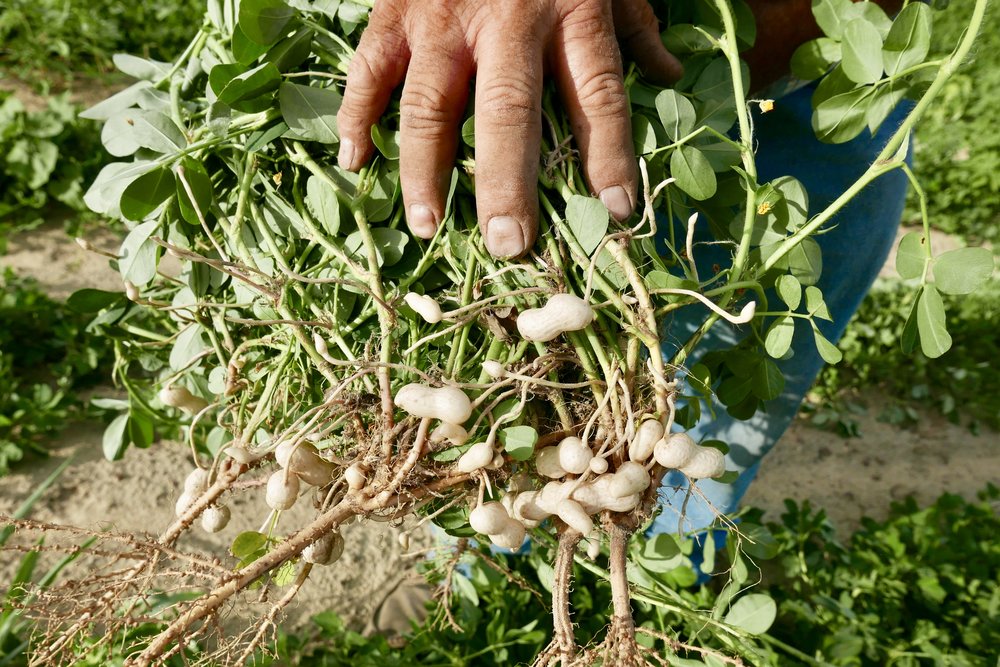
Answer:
[
  {"left": 0, "top": 93, "right": 104, "bottom": 249},
  {"left": 0, "top": 270, "right": 112, "bottom": 474},
  {"left": 907, "top": 3, "right": 1000, "bottom": 246},
  {"left": 812, "top": 280, "right": 1000, "bottom": 432},
  {"left": 0, "top": 0, "right": 204, "bottom": 77},
  {"left": 0, "top": 460, "right": 89, "bottom": 666},
  {"left": 765, "top": 487, "right": 1000, "bottom": 666}
]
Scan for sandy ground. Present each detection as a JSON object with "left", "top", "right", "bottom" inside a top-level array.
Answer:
[
  {"left": 0, "top": 422, "right": 430, "bottom": 631},
  {"left": 1, "top": 221, "right": 997, "bottom": 632},
  {"left": 0, "top": 226, "right": 431, "bottom": 631}
]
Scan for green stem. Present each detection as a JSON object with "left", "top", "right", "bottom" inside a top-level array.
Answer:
[{"left": 710, "top": 0, "right": 757, "bottom": 292}]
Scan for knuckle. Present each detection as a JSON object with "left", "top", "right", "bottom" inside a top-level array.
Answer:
[
  {"left": 477, "top": 77, "right": 539, "bottom": 129},
  {"left": 576, "top": 70, "right": 627, "bottom": 114},
  {"left": 400, "top": 82, "right": 457, "bottom": 134},
  {"left": 345, "top": 53, "right": 380, "bottom": 98}
]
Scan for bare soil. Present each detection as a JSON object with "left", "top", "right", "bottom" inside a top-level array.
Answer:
[{"left": 1, "top": 221, "right": 997, "bottom": 630}]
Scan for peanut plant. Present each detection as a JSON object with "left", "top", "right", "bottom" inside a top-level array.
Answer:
[{"left": 5, "top": 0, "right": 992, "bottom": 665}]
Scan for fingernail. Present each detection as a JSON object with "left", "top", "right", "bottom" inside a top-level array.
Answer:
[
  {"left": 408, "top": 204, "right": 437, "bottom": 239},
  {"left": 338, "top": 138, "right": 357, "bottom": 171},
  {"left": 485, "top": 216, "right": 525, "bottom": 258},
  {"left": 600, "top": 185, "right": 633, "bottom": 221}
]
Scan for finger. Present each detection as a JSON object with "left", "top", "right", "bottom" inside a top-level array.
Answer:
[
  {"left": 336, "top": 6, "right": 409, "bottom": 172},
  {"left": 398, "top": 34, "right": 473, "bottom": 239},
  {"left": 613, "top": 0, "right": 684, "bottom": 85},
  {"left": 552, "top": 2, "right": 637, "bottom": 221},
  {"left": 473, "top": 20, "right": 546, "bottom": 259}
]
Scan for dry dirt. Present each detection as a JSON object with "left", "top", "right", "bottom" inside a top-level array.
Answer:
[{"left": 1, "top": 222, "right": 998, "bottom": 632}]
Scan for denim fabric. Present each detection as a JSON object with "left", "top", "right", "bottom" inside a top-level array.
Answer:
[{"left": 648, "top": 83, "right": 914, "bottom": 536}]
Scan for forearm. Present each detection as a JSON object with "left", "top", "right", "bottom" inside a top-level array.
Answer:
[{"left": 743, "top": 0, "right": 905, "bottom": 91}]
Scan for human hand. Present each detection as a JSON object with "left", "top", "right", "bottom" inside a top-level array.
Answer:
[{"left": 337, "top": 0, "right": 682, "bottom": 258}]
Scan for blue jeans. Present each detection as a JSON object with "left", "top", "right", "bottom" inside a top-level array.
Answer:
[{"left": 648, "top": 83, "right": 913, "bottom": 535}]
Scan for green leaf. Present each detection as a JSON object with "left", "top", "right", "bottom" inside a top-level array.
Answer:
[
  {"left": 305, "top": 174, "right": 341, "bottom": 235},
  {"left": 118, "top": 219, "right": 161, "bottom": 286},
  {"left": 701, "top": 531, "right": 716, "bottom": 574},
  {"left": 724, "top": 594, "right": 777, "bottom": 635},
  {"left": 813, "top": 0, "right": 854, "bottom": 40},
  {"left": 345, "top": 228, "right": 408, "bottom": 266},
  {"left": 232, "top": 24, "right": 271, "bottom": 64},
  {"left": 631, "top": 114, "right": 656, "bottom": 155},
  {"left": 764, "top": 316, "right": 795, "bottom": 359},
  {"left": 866, "top": 82, "right": 907, "bottom": 134},
  {"left": 895, "top": 231, "right": 927, "bottom": 280},
  {"left": 901, "top": 288, "right": 920, "bottom": 354},
  {"left": 565, "top": 195, "right": 610, "bottom": 256},
  {"left": 696, "top": 94, "right": 739, "bottom": 134},
  {"left": 662, "top": 24, "right": 719, "bottom": 54},
  {"left": 776, "top": 274, "right": 801, "bottom": 310},
  {"left": 804, "top": 286, "right": 832, "bottom": 321},
  {"left": 751, "top": 358, "right": 784, "bottom": 401},
  {"left": 740, "top": 523, "right": 778, "bottom": 559},
  {"left": 655, "top": 89, "right": 696, "bottom": 141},
  {"left": 812, "top": 325, "right": 843, "bottom": 364},
  {"left": 932, "top": 247, "right": 994, "bottom": 295},
  {"left": 80, "top": 81, "right": 153, "bottom": 120},
  {"left": 916, "top": 284, "right": 952, "bottom": 358},
  {"left": 696, "top": 139, "right": 742, "bottom": 171},
  {"left": 841, "top": 19, "right": 884, "bottom": 84},
  {"left": 432, "top": 502, "right": 475, "bottom": 538},
  {"left": 812, "top": 65, "right": 856, "bottom": 108},
  {"left": 499, "top": 426, "right": 537, "bottom": 462},
  {"left": 461, "top": 115, "right": 475, "bottom": 147},
  {"left": 671, "top": 146, "right": 717, "bottom": 200},
  {"left": 693, "top": 58, "right": 746, "bottom": 101},
  {"left": 273, "top": 560, "right": 297, "bottom": 586},
  {"left": 128, "top": 413, "right": 154, "bottom": 449},
  {"left": 170, "top": 325, "right": 208, "bottom": 371},
  {"left": 717, "top": 375, "right": 753, "bottom": 406},
  {"left": 452, "top": 572, "right": 480, "bottom": 606},
  {"left": 84, "top": 161, "right": 156, "bottom": 218},
  {"left": 279, "top": 82, "right": 341, "bottom": 144},
  {"left": 844, "top": 1, "right": 892, "bottom": 37},
  {"left": 67, "top": 289, "right": 122, "bottom": 313},
  {"left": 790, "top": 38, "right": 842, "bottom": 81},
  {"left": 646, "top": 271, "right": 697, "bottom": 292},
  {"left": 883, "top": 3, "right": 931, "bottom": 76},
  {"left": 102, "top": 110, "right": 187, "bottom": 157},
  {"left": 103, "top": 413, "right": 129, "bottom": 461},
  {"left": 214, "top": 62, "right": 282, "bottom": 109},
  {"left": 175, "top": 159, "right": 214, "bottom": 226},
  {"left": 112, "top": 54, "right": 172, "bottom": 81},
  {"left": 239, "top": 0, "right": 295, "bottom": 45},
  {"left": 266, "top": 27, "right": 314, "bottom": 72},
  {"left": 231, "top": 531, "right": 269, "bottom": 558},
  {"left": 812, "top": 86, "right": 874, "bottom": 144},
  {"left": 246, "top": 121, "right": 289, "bottom": 153},
  {"left": 595, "top": 247, "right": 628, "bottom": 289},
  {"left": 6, "top": 138, "right": 58, "bottom": 189},
  {"left": 639, "top": 534, "right": 683, "bottom": 573},
  {"left": 768, "top": 176, "right": 809, "bottom": 231},
  {"left": 787, "top": 237, "right": 823, "bottom": 286},
  {"left": 120, "top": 167, "right": 174, "bottom": 222},
  {"left": 371, "top": 123, "right": 400, "bottom": 160}
]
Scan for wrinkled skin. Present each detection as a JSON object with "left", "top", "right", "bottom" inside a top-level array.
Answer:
[
  {"left": 337, "top": 0, "right": 904, "bottom": 259},
  {"left": 337, "top": 0, "right": 682, "bottom": 258}
]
